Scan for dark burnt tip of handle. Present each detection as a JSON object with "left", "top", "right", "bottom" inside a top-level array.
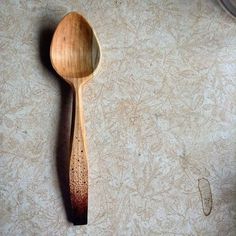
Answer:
[
  {"left": 71, "top": 204, "right": 88, "bottom": 225},
  {"left": 73, "top": 217, "right": 87, "bottom": 225}
]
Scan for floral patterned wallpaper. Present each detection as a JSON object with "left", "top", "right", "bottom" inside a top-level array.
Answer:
[{"left": 1, "top": 0, "right": 236, "bottom": 235}]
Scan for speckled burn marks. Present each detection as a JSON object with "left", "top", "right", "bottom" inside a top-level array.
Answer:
[
  {"left": 69, "top": 127, "right": 88, "bottom": 225},
  {"left": 198, "top": 178, "right": 212, "bottom": 216}
]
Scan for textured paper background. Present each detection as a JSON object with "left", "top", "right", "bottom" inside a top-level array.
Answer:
[{"left": 1, "top": 0, "right": 236, "bottom": 235}]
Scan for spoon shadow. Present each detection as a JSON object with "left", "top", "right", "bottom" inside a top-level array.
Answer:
[{"left": 39, "top": 25, "right": 76, "bottom": 224}]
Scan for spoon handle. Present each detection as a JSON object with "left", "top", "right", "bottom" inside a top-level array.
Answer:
[{"left": 69, "top": 84, "right": 88, "bottom": 225}]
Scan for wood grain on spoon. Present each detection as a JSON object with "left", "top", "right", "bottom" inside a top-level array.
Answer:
[{"left": 50, "top": 12, "right": 100, "bottom": 225}]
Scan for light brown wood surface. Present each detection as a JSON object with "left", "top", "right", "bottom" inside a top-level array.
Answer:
[{"left": 50, "top": 12, "right": 100, "bottom": 225}]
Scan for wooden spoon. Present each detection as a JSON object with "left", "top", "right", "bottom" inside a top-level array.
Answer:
[{"left": 50, "top": 12, "right": 101, "bottom": 225}]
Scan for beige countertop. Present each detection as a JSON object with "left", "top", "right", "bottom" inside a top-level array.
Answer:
[{"left": 1, "top": 1, "right": 236, "bottom": 235}]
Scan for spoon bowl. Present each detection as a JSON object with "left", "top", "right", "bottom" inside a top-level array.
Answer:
[
  {"left": 50, "top": 12, "right": 100, "bottom": 82},
  {"left": 50, "top": 12, "right": 101, "bottom": 225}
]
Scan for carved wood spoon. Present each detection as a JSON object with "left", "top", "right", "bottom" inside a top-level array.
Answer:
[{"left": 50, "top": 12, "right": 101, "bottom": 225}]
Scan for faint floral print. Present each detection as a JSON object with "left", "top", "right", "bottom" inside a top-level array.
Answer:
[{"left": 1, "top": 0, "right": 236, "bottom": 235}]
